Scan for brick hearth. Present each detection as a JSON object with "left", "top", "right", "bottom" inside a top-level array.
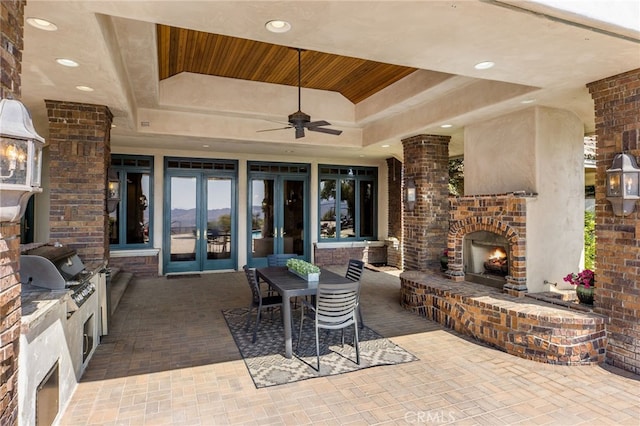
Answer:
[{"left": 400, "top": 271, "right": 607, "bottom": 365}]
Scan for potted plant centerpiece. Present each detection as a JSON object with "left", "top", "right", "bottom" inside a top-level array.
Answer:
[
  {"left": 563, "top": 269, "right": 595, "bottom": 305},
  {"left": 286, "top": 258, "right": 320, "bottom": 282}
]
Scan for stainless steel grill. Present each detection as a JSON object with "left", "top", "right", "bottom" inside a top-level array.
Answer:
[{"left": 21, "top": 244, "right": 95, "bottom": 308}]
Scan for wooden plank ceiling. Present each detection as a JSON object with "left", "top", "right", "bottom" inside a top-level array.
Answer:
[{"left": 157, "top": 25, "right": 417, "bottom": 104}]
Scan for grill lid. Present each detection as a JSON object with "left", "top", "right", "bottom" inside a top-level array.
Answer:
[{"left": 20, "top": 244, "right": 87, "bottom": 290}]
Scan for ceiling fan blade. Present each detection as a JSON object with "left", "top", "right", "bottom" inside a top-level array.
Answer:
[
  {"left": 306, "top": 120, "right": 331, "bottom": 128},
  {"left": 308, "top": 126, "right": 342, "bottom": 136},
  {"left": 295, "top": 127, "right": 305, "bottom": 139},
  {"left": 256, "top": 126, "right": 292, "bottom": 133}
]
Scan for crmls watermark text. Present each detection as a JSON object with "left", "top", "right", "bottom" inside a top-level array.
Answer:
[{"left": 404, "top": 410, "right": 456, "bottom": 424}]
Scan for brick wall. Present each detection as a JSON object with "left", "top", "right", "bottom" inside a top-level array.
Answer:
[
  {"left": 108, "top": 254, "right": 159, "bottom": 278},
  {"left": 0, "top": 0, "right": 22, "bottom": 100},
  {"left": 401, "top": 135, "right": 450, "bottom": 271},
  {"left": 314, "top": 244, "right": 386, "bottom": 266},
  {"left": 587, "top": 69, "right": 640, "bottom": 375},
  {"left": 386, "top": 157, "right": 402, "bottom": 238},
  {"left": 1, "top": 1, "right": 24, "bottom": 424},
  {"left": 386, "top": 158, "right": 403, "bottom": 268},
  {"left": 45, "top": 101, "right": 113, "bottom": 264}
]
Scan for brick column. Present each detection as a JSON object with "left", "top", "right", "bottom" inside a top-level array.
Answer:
[
  {"left": 402, "top": 135, "right": 450, "bottom": 271},
  {"left": 45, "top": 101, "right": 113, "bottom": 264},
  {"left": 386, "top": 157, "right": 403, "bottom": 268},
  {"left": 0, "top": 1, "right": 25, "bottom": 424},
  {"left": 588, "top": 69, "right": 640, "bottom": 375}
]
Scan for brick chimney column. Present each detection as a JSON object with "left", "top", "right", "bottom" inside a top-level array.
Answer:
[
  {"left": 587, "top": 69, "right": 640, "bottom": 375},
  {"left": 45, "top": 101, "right": 113, "bottom": 264},
  {"left": 402, "top": 135, "right": 450, "bottom": 271},
  {"left": 0, "top": 0, "right": 25, "bottom": 423},
  {"left": 386, "top": 157, "right": 403, "bottom": 268}
]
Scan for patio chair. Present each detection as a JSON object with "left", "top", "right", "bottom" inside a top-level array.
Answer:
[
  {"left": 266, "top": 253, "right": 299, "bottom": 266},
  {"left": 267, "top": 253, "right": 301, "bottom": 305},
  {"left": 345, "top": 259, "right": 365, "bottom": 328},
  {"left": 296, "top": 280, "right": 361, "bottom": 371},
  {"left": 243, "top": 265, "right": 283, "bottom": 344}
]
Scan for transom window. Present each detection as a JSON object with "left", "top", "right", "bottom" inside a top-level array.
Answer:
[
  {"left": 319, "top": 165, "right": 377, "bottom": 241},
  {"left": 109, "top": 155, "right": 153, "bottom": 248}
]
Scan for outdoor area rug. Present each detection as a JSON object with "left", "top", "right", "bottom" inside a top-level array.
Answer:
[{"left": 222, "top": 307, "right": 418, "bottom": 388}]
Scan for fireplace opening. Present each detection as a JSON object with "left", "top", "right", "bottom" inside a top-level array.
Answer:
[{"left": 464, "top": 231, "right": 509, "bottom": 289}]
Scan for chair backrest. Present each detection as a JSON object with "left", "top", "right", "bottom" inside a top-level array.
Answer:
[
  {"left": 267, "top": 253, "right": 298, "bottom": 267},
  {"left": 345, "top": 259, "right": 364, "bottom": 282},
  {"left": 242, "top": 265, "right": 261, "bottom": 304},
  {"left": 315, "top": 281, "right": 360, "bottom": 329}
]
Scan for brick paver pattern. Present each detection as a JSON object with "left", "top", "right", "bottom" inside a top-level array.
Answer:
[{"left": 60, "top": 267, "right": 640, "bottom": 425}]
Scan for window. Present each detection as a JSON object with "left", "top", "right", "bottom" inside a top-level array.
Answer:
[
  {"left": 319, "top": 165, "right": 376, "bottom": 241},
  {"left": 109, "top": 155, "right": 153, "bottom": 248}
]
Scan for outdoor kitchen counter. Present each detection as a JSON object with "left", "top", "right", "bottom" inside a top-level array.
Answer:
[{"left": 20, "top": 284, "right": 70, "bottom": 333}]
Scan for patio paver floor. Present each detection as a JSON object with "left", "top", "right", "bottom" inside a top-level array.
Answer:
[{"left": 59, "top": 266, "right": 640, "bottom": 425}]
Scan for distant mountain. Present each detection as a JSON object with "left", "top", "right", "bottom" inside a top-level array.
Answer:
[{"left": 170, "top": 208, "right": 231, "bottom": 226}]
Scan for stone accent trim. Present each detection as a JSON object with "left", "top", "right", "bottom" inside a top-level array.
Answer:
[
  {"left": 401, "top": 135, "right": 450, "bottom": 272},
  {"left": 45, "top": 100, "right": 113, "bottom": 264},
  {"left": 588, "top": 68, "right": 640, "bottom": 375},
  {"left": 447, "top": 193, "right": 531, "bottom": 294},
  {"left": 400, "top": 271, "right": 607, "bottom": 365}
]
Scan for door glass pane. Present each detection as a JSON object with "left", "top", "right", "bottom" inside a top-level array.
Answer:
[
  {"left": 359, "top": 180, "right": 374, "bottom": 238},
  {"left": 319, "top": 179, "right": 336, "bottom": 239},
  {"left": 126, "top": 172, "right": 150, "bottom": 244},
  {"left": 207, "top": 178, "right": 232, "bottom": 259},
  {"left": 170, "top": 176, "right": 197, "bottom": 262},
  {"left": 283, "top": 180, "right": 304, "bottom": 256},
  {"left": 251, "top": 179, "right": 275, "bottom": 258},
  {"left": 340, "top": 179, "right": 355, "bottom": 238}
]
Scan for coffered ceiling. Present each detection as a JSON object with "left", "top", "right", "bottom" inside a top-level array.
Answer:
[
  {"left": 157, "top": 25, "right": 417, "bottom": 104},
  {"left": 18, "top": 1, "right": 640, "bottom": 161}
]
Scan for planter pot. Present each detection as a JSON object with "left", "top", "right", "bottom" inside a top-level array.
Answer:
[
  {"left": 288, "top": 268, "right": 320, "bottom": 282},
  {"left": 440, "top": 257, "right": 448, "bottom": 272},
  {"left": 576, "top": 284, "right": 594, "bottom": 305}
]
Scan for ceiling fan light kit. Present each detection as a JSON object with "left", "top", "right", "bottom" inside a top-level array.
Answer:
[{"left": 258, "top": 48, "right": 342, "bottom": 139}]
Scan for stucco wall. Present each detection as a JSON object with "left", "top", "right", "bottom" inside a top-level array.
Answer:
[
  {"left": 528, "top": 107, "right": 584, "bottom": 291},
  {"left": 464, "top": 107, "right": 584, "bottom": 293}
]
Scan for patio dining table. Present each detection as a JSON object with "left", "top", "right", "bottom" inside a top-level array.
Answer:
[{"left": 256, "top": 266, "right": 352, "bottom": 358}]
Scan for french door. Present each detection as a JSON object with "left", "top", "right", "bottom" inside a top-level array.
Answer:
[
  {"left": 248, "top": 162, "right": 309, "bottom": 267},
  {"left": 164, "top": 158, "right": 237, "bottom": 273}
]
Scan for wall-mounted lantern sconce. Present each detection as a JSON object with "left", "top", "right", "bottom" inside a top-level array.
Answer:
[
  {"left": 0, "top": 99, "right": 45, "bottom": 222},
  {"left": 405, "top": 178, "right": 416, "bottom": 211},
  {"left": 107, "top": 168, "right": 120, "bottom": 213},
  {"left": 606, "top": 152, "right": 640, "bottom": 216}
]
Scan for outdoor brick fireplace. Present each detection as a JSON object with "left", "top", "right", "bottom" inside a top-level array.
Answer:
[{"left": 446, "top": 192, "right": 531, "bottom": 296}]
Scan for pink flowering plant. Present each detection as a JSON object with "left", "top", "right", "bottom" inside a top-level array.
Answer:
[{"left": 563, "top": 269, "right": 595, "bottom": 288}]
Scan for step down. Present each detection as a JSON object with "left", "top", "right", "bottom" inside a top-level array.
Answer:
[{"left": 109, "top": 271, "right": 133, "bottom": 315}]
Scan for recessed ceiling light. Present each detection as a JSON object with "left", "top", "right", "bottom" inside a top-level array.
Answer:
[
  {"left": 56, "top": 58, "right": 79, "bottom": 67},
  {"left": 26, "top": 17, "right": 58, "bottom": 31},
  {"left": 202, "top": 144, "right": 210, "bottom": 148},
  {"left": 521, "top": 99, "right": 536, "bottom": 104},
  {"left": 381, "top": 144, "right": 390, "bottom": 148},
  {"left": 265, "top": 20, "right": 291, "bottom": 33},
  {"left": 474, "top": 61, "right": 495, "bottom": 70},
  {"left": 440, "top": 124, "right": 453, "bottom": 128},
  {"left": 75, "top": 85, "right": 94, "bottom": 92}
]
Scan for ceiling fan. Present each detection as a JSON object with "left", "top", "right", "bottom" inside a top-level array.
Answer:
[{"left": 258, "top": 48, "right": 342, "bottom": 139}]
